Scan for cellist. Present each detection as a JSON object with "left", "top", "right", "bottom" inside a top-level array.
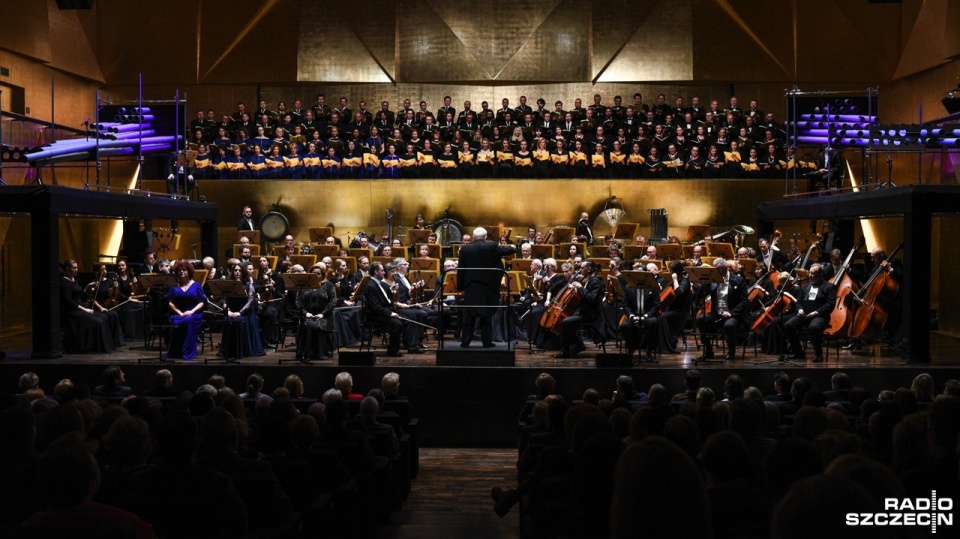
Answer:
[
  {"left": 554, "top": 260, "right": 605, "bottom": 359},
  {"left": 778, "top": 263, "right": 836, "bottom": 363},
  {"left": 529, "top": 259, "right": 565, "bottom": 348}
]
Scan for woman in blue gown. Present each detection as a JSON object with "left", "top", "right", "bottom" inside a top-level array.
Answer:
[
  {"left": 219, "top": 262, "right": 265, "bottom": 358},
  {"left": 167, "top": 259, "right": 206, "bottom": 360}
]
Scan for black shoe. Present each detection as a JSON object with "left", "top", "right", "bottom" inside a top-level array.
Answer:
[
  {"left": 724, "top": 354, "right": 735, "bottom": 361},
  {"left": 387, "top": 351, "right": 404, "bottom": 358},
  {"left": 786, "top": 353, "right": 806, "bottom": 360},
  {"left": 481, "top": 342, "right": 496, "bottom": 348},
  {"left": 554, "top": 351, "right": 573, "bottom": 359},
  {"left": 695, "top": 353, "right": 715, "bottom": 361},
  {"left": 842, "top": 342, "right": 861, "bottom": 351},
  {"left": 460, "top": 342, "right": 471, "bottom": 348},
  {"left": 812, "top": 356, "right": 823, "bottom": 363},
  {"left": 416, "top": 344, "right": 429, "bottom": 352},
  {"left": 493, "top": 488, "right": 519, "bottom": 518}
]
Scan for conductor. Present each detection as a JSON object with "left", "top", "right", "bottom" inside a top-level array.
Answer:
[{"left": 456, "top": 227, "right": 517, "bottom": 348}]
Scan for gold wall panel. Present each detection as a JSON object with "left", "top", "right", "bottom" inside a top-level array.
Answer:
[
  {"left": 495, "top": 0, "right": 589, "bottom": 81},
  {"left": 591, "top": 0, "right": 651, "bottom": 81},
  {"left": 397, "top": 0, "right": 491, "bottom": 81},
  {"left": 297, "top": 0, "right": 394, "bottom": 83},
  {"left": 0, "top": 0, "right": 53, "bottom": 63},
  {"left": 46, "top": 0, "right": 103, "bottom": 83},
  {"left": 598, "top": 0, "right": 692, "bottom": 82},
  {"left": 141, "top": 178, "right": 785, "bottom": 263}
]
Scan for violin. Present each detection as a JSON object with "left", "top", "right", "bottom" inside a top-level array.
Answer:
[
  {"left": 83, "top": 269, "right": 107, "bottom": 310},
  {"left": 103, "top": 274, "right": 121, "bottom": 309}
]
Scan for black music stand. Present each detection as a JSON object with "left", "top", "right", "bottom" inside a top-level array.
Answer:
[
  {"left": 205, "top": 280, "right": 247, "bottom": 364},
  {"left": 686, "top": 266, "right": 725, "bottom": 364},
  {"left": 136, "top": 273, "right": 178, "bottom": 363},
  {"left": 278, "top": 273, "right": 322, "bottom": 365},
  {"left": 407, "top": 229, "right": 431, "bottom": 245},
  {"left": 237, "top": 230, "right": 261, "bottom": 245},
  {"left": 621, "top": 271, "right": 661, "bottom": 364}
]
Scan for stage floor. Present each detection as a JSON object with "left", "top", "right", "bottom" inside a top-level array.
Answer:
[{"left": 4, "top": 326, "right": 959, "bottom": 447}]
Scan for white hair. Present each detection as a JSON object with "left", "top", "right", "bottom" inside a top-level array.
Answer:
[
  {"left": 646, "top": 263, "right": 659, "bottom": 273},
  {"left": 544, "top": 258, "right": 557, "bottom": 267},
  {"left": 473, "top": 227, "right": 487, "bottom": 240}
]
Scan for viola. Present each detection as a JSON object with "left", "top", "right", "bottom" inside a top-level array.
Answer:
[
  {"left": 848, "top": 243, "right": 902, "bottom": 342},
  {"left": 103, "top": 276, "right": 121, "bottom": 309}
]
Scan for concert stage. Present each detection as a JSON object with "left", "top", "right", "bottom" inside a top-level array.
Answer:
[{"left": 3, "top": 327, "right": 959, "bottom": 447}]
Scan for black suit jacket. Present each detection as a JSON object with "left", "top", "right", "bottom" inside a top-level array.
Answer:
[
  {"left": 457, "top": 240, "right": 516, "bottom": 312},
  {"left": 705, "top": 273, "right": 749, "bottom": 320},
  {"left": 797, "top": 281, "right": 837, "bottom": 318},
  {"left": 237, "top": 217, "right": 256, "bottom": 231},
  {"left": 362, "top": 278, "right": 394, "bottom": 319},
  {"left": 623, "top": 284, "right": 660, "bottom": 318}
]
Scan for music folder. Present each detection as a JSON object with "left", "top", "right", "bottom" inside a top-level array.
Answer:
[
  {"left": 207, "top": 279, "right": 247, "bottom": 299},
  {"left": 686, "top": 266, "right": 723, "bottom": 284},
  {"left": 281, "top": 273, "right": 321, "bottom": 290},
  {"left": 620, "top": 271, "right": 660, "bottom": 290}
]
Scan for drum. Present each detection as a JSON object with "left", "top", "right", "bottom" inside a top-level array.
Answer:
[
  {"left": 259, "top": 211, "right": 289, "bottom": 242},
  {"left": 432, "top": 218, "right": 464, "bottom": 246}
]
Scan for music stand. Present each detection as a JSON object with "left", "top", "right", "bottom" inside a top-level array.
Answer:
[
  {"left": 511, "top": 259, "right": 534, "bottom": 272},
  {"left": 705, "top": 242, "right": 735, "bottom": 259},
  {"left": 530, "top": 244, "right": 555, "bottom": 259},
  {"left": 658, "top": 244, "right": 683, "bottom": 261},
  {"left": 410, "top": 269, "right": 440, "bottom": 290},
  {"left": 739, "top": 258, "right": 758, "bottom": 279},
  {"left": 621, "top": 245, "right": 647, "bottom": 261},
  {"left": 686, "top": 266, "right": 725, "bottom": 364},
  {"left": 410, "top": 258, "right": 440, "bottom": 272},
  {"left": 314, "top": 244, "right": 340, "bottom": 257},
  {"left": 407, "top": 229, "right": 431, "bottom": 245},
  {"left": 151, "top": 232, "right": 180, "bottom": 260},
  {"left": 686, "top": 225, "right": 711, "bottom": 242},
  {"left": 614, "top": 223, "right": 639, "bottom": 241},
  {"left": 136, "top": 274, "right": 178, "bottom": 363},
  {"left": 237, "top": 231, "right": 261, "bottom": 244},
  {"left": 309, "top": 227, "right": 334, "bottom": 244},
  {"left": 290, "top": 254, "right": 317, "bottom": 269},
  {"left": 278, "top": 273, "right": 322, "bottom": 365},
  {"left": 549, "top": 227, "right": 574, "bottom": 243},
  {"left": 205, "top": 280, "right": 248, "bottom": 364}
]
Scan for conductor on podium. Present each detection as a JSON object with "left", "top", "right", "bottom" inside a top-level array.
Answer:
[{"left": 457, "top": 227, "right": 516, "bottom": 348}]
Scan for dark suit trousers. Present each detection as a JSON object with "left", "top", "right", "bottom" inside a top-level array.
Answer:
[
  {"left": 697, "top": 313, "right": 739, "bottom": 356},
  {"left": 368, "top": 314, "right": 402, "bottom": 354},
  {"left": 461, "top": 309, "right": 493, "bottom": 346},
  {"left": 620, "top": 316, "right": 658, "bottom": 353},
  {"left": 784, "top": 313, "right": 828, "bottom": 356}
]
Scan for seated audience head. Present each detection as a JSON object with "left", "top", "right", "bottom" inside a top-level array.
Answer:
[{"left": 381, "top": 372, "right": 400, "bottom": 396}]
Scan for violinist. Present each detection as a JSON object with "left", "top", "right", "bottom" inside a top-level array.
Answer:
[
  {"left": 620, "top": 263, "right": 660, "bottom": 363},
  {"left": 257, "top": 256, "right": 281, "bottom": 347},
  {"left": 112, "top": 259, "right": 146, "bottom": 340},
  {"left": 779, "top": 263, "right": 836, "bottom": 363},
  {"left": 554, "top": 260, "right": 605, "bottom": 359},
  {"left": 59, "top": 260, "right": 120, "bottom": 353},
  {"left": 390, "top": 259, "right": 432, "bottom": 353},
  {"left": 695, "top": 257, "right": 749, "bottom": 361},
  {"left": 90, "top": 264, "right": 127, "bottom": 347},
  {"left": 657, "top": 261, "right": 693, "bottom": 354}
]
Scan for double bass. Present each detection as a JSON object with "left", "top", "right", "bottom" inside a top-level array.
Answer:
[
  {"left": 848, "top": 243, "right": 902, "bottom": 342},
  {"left": 823, "top": 239, "right": 863, "bottom": 338}
]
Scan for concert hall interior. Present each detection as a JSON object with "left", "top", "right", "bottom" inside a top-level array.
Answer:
[{"left": 2, "top": 1, "right": 960, "bottom": 537}]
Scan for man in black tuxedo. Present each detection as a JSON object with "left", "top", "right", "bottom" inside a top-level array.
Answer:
[
  {"left": 362, "top": 261, "right": 403, "bottom": 356},
  {"left": 757, "top": 237, "right": 788, "bottom": 272},
  {"left": 555, "top": 260, "right": 605, "bottom": 358},
  {"left": 620, "top": 271, "right": 660, "bottom": 362},
  {"left": 696, "top": 257, "right": 749, "bottom": 361},
  {"left": 456, "top": 227, "right": 516, "bottom": 348},
  {"left": 237, "top": 206, "right": 256, "bottom": 231},
  {"left": 781, "top": 263, "right": 836, "bottom": 363}
]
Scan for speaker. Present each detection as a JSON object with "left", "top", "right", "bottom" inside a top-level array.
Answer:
[
  {"left": 339, "top": 351, "right": 376, "bottom": 366},
  {"left": 595, "top": 353, "right": 632, "bottom": 368},
  {"left": 56, "top": 0, "right": 94, "bottom": 9}
]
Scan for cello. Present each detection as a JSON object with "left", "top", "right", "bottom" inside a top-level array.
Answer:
[
  {"left": 539, "top": 275, "right": 582, "bottom": 336},
  {"left": 750, "top": 240, "right": 818, "bottom": 335},
  {"left": 848, "top": 243, "right": 902, "bottom": 342},
  {"left": 823, "top": 239, "right": 863, "bottom": 338}
]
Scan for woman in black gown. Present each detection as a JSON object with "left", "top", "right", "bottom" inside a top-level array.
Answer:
[
  {"left": 297, "top": 262, "right": 339, "bottom": 361},
  {"left": 59, "top": 259, "right": 120, "bottom": 353}
]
